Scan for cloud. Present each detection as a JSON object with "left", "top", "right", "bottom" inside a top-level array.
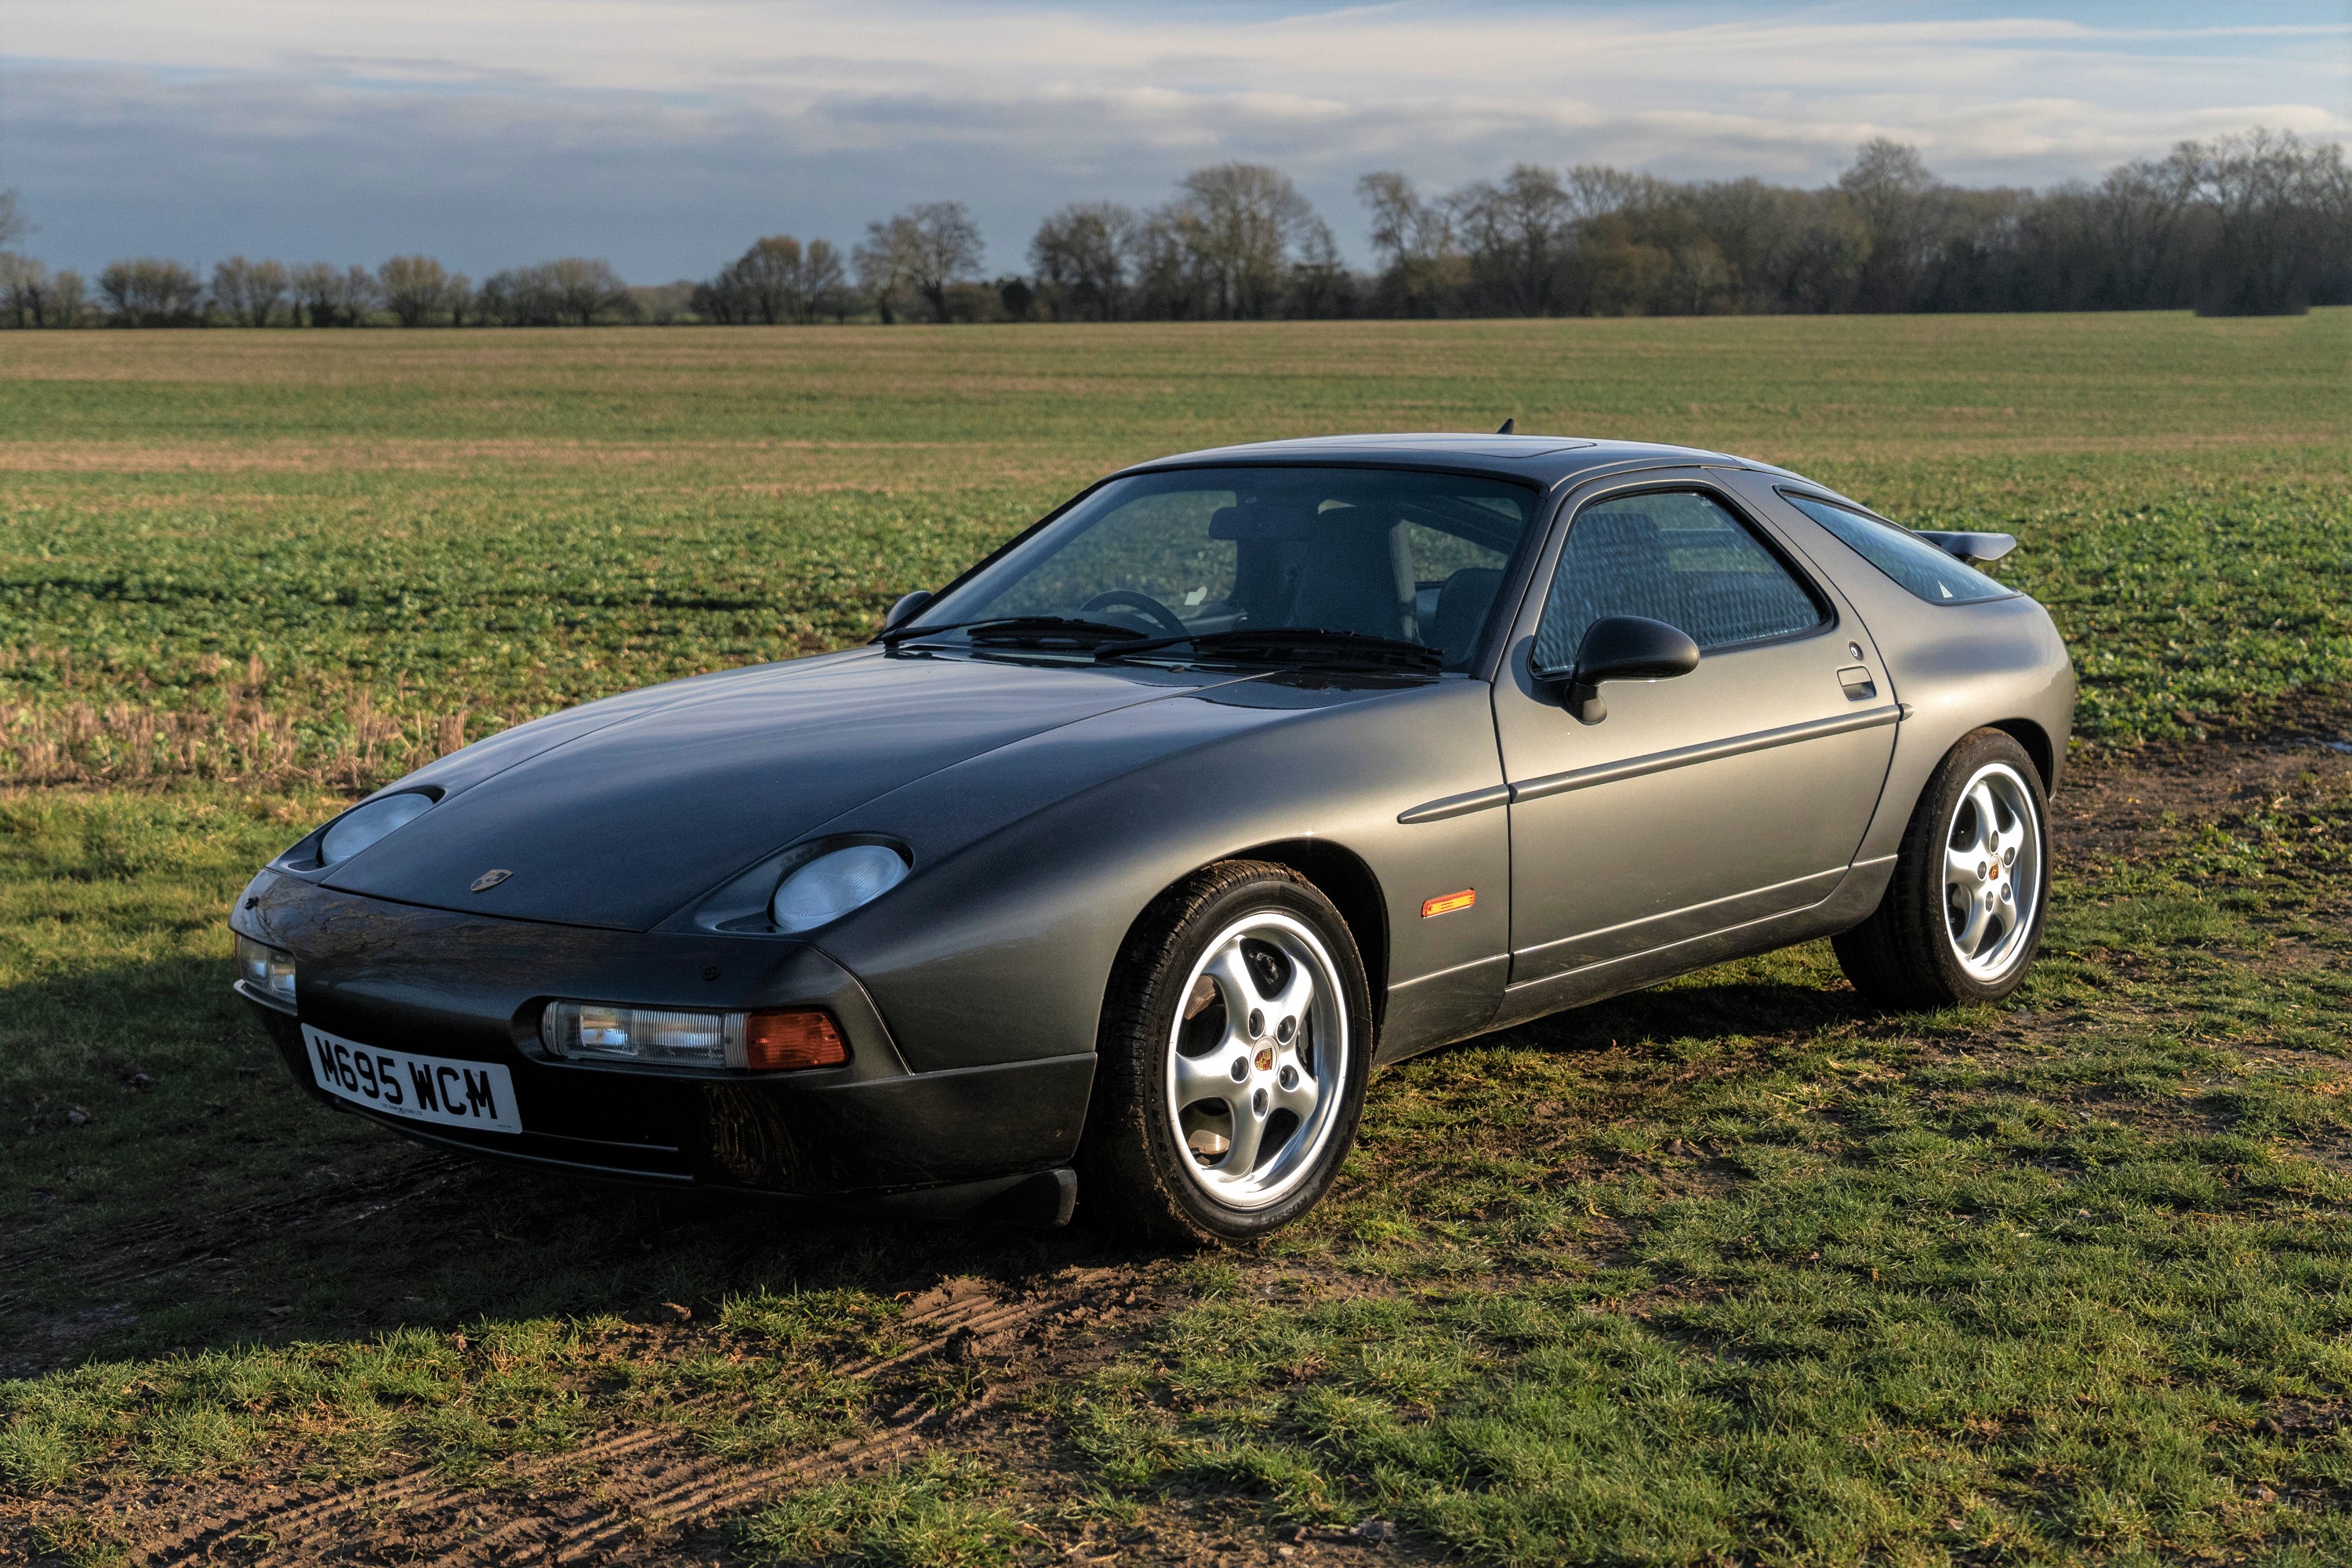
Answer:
[{"left": 1, "top": 1, "right": 2344, "bottom": 278}]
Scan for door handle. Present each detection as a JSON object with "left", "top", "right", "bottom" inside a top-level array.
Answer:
[{"left": 1837, "top": 666, "right": 1878, "bottom": 700}]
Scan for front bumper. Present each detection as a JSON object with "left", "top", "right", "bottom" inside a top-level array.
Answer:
[{"left": 231, "top": 870, "right": 1094, "bottom": 1200}]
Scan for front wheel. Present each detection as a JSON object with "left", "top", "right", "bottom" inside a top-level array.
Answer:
[
  {"left": 1834, "top": 728, "right": 2050, "bottom": 1009},
  {"left": 1080, "top": 862, "right": 1372, "bottom": 1244}
]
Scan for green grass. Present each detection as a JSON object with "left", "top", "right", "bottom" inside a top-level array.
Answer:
[
  {"left": 0, "top": 314, "right": 2344, "bottom": 787},
  {"left": 2, "top": 316, "right": 2351, "bottom": 1563},
  {"left": 1055, "top": 778, "right": 2352, "bottom": 1565},
  {"left": 735, "top": 1456, "right": 1029, "bottom": 1568},
  {"left": 5, "top": 763, "right": 2348, "bottom": 1562}
]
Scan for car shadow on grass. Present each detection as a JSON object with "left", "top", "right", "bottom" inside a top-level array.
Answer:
[
  {"left": 0, "top": 956, "right": 1158, "bottom": 1374},
  {"left": 4, "top": 945, "right": 1881, "bottom": 1373}
]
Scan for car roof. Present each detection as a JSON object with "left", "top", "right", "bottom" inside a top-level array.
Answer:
[{"left": 1120, "top": 433, "right": 1776, "bottom": 488}]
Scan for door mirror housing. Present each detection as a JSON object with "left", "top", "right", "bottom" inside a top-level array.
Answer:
[
  {"left": 1538, "top": 614, "right": 1700, "bottom": 723},
  {"left": 881, "top": 590, "right": 934, "bottom": 633}
]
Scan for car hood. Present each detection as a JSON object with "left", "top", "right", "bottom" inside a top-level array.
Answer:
[{"left": 322, "top": 649, "right": 1248, "bottom": 931}]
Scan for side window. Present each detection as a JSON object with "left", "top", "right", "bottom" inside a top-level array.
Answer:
[
  {"left": 1533, "top": 489, "right": 1824, "bottom": 670},
  {"left": 1780, "top": 492, "right": 2014, "bottom": 605}
]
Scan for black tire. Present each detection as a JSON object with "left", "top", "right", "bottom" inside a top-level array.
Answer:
[
  {"left": 1079, "top": 861, "right": 1373, "bottom": 1245},
  {"left": 1834, "top": 728, "right": 2051, "bottom": 1010}
]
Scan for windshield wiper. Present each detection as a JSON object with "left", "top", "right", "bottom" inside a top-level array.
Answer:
[
  {"left": 877, "top": 615, "right": 1149, "bottom": 648},
  {"left": 1096, "top": 626, "right": 1443, "bottom": 673}
]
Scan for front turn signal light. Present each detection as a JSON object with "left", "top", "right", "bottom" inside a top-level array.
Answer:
[
  {"left": 540, "top": 1000, "right": 849, "bottom": 1072},
  {"left": 743, "top": 1009, "right": 848, "bottom": 1072}
]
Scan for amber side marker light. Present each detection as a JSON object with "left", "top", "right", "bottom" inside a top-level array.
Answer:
[
  {"left": 745, "top": 1009, "right": 849, "bottom": 1071},
  {"left": 1421, "top": 889, "right": 1476, "bottom": 919}
]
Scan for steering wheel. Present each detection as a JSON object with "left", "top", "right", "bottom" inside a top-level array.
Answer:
[{"left": 1080, "top": 590, "right": 1189, "bottom": 641}]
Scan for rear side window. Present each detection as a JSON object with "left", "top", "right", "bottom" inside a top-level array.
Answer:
[
  {"left": 1533, "top": 489, "right": 1824, "bottom": 668},
  {"left": 1782, "top": 492, "right": 2013, "bottom": 605}
]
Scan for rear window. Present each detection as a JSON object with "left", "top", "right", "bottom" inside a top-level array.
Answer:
[{"left": 1782, "top": 492, "right": 2013, "bottom": 606}]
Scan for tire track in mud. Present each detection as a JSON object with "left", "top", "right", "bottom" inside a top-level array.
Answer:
[{"left": 132, "top": 1264, "right": 1164, "bottom": 1567}]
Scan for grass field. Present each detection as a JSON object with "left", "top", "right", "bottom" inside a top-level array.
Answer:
[{"left": 2, "top": 314, "right": 2350, "bottom": 1566}]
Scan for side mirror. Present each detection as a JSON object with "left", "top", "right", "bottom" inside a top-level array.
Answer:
[
  {"left": 881, "top": 590, "right": 934, "bottom": 632},
  {"left": 1539, "top": 615, "right": 1700, "bottom": 723}
]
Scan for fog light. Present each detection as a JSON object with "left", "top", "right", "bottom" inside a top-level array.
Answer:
[
  {"left": 539, "top": 1001, "right": 848, "bottom": 1072},
  {"left": 235, "top": 933, "right": 297, "bottom": 1010}
]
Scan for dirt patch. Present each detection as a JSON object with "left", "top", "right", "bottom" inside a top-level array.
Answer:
[
  {"left": 2056, "top": 687, "right": 2352, "bottom": 865},
  {"left": 20, "top": 1265, "right": 1178, "bottom": 1567}
]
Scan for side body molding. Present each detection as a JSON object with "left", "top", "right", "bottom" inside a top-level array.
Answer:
[{"left": 1509, "top": 704, "right": 1904, "bottom": 804}]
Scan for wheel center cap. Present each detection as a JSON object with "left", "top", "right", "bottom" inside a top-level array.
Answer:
[{"left": 1254, "top": 1047, "right": 1273, "bottom": 1073}]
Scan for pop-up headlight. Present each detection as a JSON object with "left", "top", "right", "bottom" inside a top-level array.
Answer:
[
  {"left": 318, "top": 791, "right": 436, "bottom": 867},
  {"left": 771, "top": 843, "right": 909, "bottom": 932},
  {"left": 235, "top": 933, "right": 297, "bottom": 1010},
  {"left": 539, "top": 1002, "right": 847, "bottom": 1071}
]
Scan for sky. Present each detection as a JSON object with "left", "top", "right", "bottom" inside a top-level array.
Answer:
[{"left": 2, "top": 1, "right": 2347, "bottom": 282}]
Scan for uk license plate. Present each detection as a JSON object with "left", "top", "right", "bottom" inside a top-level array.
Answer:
[{"left": 303, "top": 1025, "right": 521, "bottom": 1134}]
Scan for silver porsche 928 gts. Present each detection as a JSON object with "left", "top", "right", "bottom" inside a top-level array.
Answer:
[{"left": 230, "top": 434, "right": 2073, "bottom": 1243}]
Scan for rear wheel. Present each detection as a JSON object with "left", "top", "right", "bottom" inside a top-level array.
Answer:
[
  {"left": 1080, "top": 862, "right": 1371, "bottom": 1243},
  {"left": 1835, "top": 728, "right": 2049, "bottom": 1009}
]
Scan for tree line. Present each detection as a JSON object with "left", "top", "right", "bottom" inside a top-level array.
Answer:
[{"left": 2, "top": 129, "right": 2344, "bottom": 329}]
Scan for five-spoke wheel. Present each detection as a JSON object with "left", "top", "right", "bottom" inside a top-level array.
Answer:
[
  {"left": 1941, "top": 761, "right": 2042, "bottom": 980},
  {"left": 1166, "top": 913, "right": 1348, "bottom": 1211},
  {"left": 1082, "top": 862, "right": 1371, "bottom": 1242},
  {"left": 1835, "top": 728, "right": 2050, "bottom": 1009}
]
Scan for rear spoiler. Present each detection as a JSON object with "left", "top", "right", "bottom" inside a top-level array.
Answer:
[{"left": 1915, "top": 530, "right": 2016, "bottom": 566}]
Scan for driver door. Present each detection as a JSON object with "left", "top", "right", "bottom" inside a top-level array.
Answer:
[{"left": 1494, "top": 477, "right": 1899, "bottom": 987}]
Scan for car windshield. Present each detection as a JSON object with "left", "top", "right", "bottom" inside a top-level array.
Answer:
[{"left": 904, "top": 466, "right": 1542, "bottom": 671}]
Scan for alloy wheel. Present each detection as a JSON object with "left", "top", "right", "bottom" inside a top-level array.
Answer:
[
  {"left": 1943, "top": 760, "right": 2043, "bottom": 982},
  {"left": 1163, "top": 912, "right": 1348, "bottom": 1211}
]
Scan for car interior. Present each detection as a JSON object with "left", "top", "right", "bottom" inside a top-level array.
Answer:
[{"left": 969, "top": 469, "right": 1537, "bottom": 670}]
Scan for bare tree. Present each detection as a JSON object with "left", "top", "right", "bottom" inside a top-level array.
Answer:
[
  {"left": 855, "top": 202, "right": 983, "bottom": 323},
  {"left": 1358, "top": 172, "right": 1461, "bottom": 316},
  {"left": 1125, "top": 209, "right": 1200, "bottom": 320},
  {"left": 696, "top": 235, "right": 844, "bottom": 324},
  {"left": 1029, "top": 201, "right": 1134, "bottom": 321},
  {"left": 1449, "top": 164, "right": 1574, "bottom": 314},
  {"left": 800, "top": 240, "right": 851, "bottom": 321},
  {"left": 289, "top": 263, "right": 339, "bottom": 326},
  {"left": 9, "top": 263, "right": 91, "bottom": 328},
  {"left": 211, "top": 256, "right": 289, "bottom": 327},
  {"left": 1167, "top": 163, "right": 1321, "bottom": 319},
  {"left": 447, "top": 274, "right": 475, "bottom": 327},
  {"left": 1835, "top": 138, "right": 1949, "bottom": 310},
  {"left": 0, "top": 253, "right": 45, "bottom": 328},
  {"left": 2091, "top": 158, "right": 2198, "bottom": 307},
  {"left": 544, "top": 259, "right": 631, "bottom": 325},
  {"left": 378, "top": 255, "right": 454, "bottom": 326},
  {"left": 1285, "top": 218, "right": 1354, "bottom": 318},
  {"left": 1564, "top": 164, "right": 1661, "bottom": 223},
  {"left": 99, "top": 259, "right": 205, "bottom": 325},
  {"left": 477, "top": 260, "right": 633, "bottom": 326},
  {"left": 48, "top": 270, "right": 88, "bottom": 328},
  {"left": 0, "top": 190, "right": 29, "bottom": 251},
  {"left": 2178, "top": 128, "right": 2352, "bottom": 314},
  {"left": 334, "top": 264, "right": 379, "bottom": 325}
]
